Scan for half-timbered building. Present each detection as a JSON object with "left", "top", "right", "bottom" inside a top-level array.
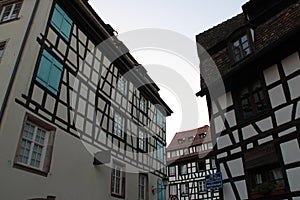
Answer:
[
  {"left": 196, "top": 0, "right": 300, "bottom": 199},
  {"left": 166, "top": 125, "right": 220, "bottom": 200},
  {"left": 0, "top": 0, "right": 172, "bottom": 199}
]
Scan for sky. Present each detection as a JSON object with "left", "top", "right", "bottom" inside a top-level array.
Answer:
[{"left": 89, "top": 0, "right": 248, "bottom": 145}]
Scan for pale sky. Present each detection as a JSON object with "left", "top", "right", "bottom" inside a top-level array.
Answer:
[{"left": 89, "top": 0, "right": 248, "bottom": 145}]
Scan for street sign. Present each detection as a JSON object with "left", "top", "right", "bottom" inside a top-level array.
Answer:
[{"left": 205, "top": 172, "right": 223, "bottom": 190}]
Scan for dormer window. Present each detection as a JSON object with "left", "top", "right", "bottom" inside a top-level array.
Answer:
[
  {"left": 199, "top": 133, "right": 206, "bottom": 139},
  {"left": 178, "top": 138, "right": 184, "bottom": 144},
  {"left": 232, "top": 34, "right": 251, "bottom": 62}
]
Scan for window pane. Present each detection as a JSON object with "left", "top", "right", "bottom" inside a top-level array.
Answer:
[
  {"left": 1, "top": 5, "right": 13, "bottom": 22},
  {"left": 51, "top": 4, "right": 73, "bottom": 41}
]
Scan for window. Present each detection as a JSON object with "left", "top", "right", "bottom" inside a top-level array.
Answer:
[
  {"left": 169, "top": 184, "right": 177, "bottom": 196},
  {"left": 179, "top": 164, "right": 187, "bottom": 175},
  {"left": 197, "top": 161, "right": 205, "bottom": 171},
  {"left": 157, "top": 141, "right": 164, "bottom": 162},
  {"left": 180, "top": 183, "right": 189, "bottom": 196},
  {"left": 138, "top": 130, "right": 147, "bottom": 152},
  {"left": 139, "top": 174, "right": 148, "bottom": 200},
  {"left": 232, "top": 34, "right": 251, "bottom": 62},
  {"left": 113, "top": 112, "right": 125, "bottom": 139},
  {"left": 51, "top": 4, "right": 73, "bottom": 41},
  {"left": 156, "top": 110, "right": 163, "bottom": 128},
  {"left": 188, "top": 136, "right": 194, "bottom": 141},
  {"left": 211, "top": 158, "right": 216, "bottom": 169},
  {"left": 183, "top": 148, "right": 189, "bottom": 155},
  {"left": 199, "top": 132, "right": 206, "bottom": 139},
  {"left": 111, "top": 162, "right": 125, "bottom": 197},
  {"left": 157, "top": 179, "right": 165, "bottom": 200},
  {"left": 0, "top": 1, "right": 22, "bottom": 22},
  {"left": 238, "top": 79, "right": 268, "bottom": 119},
  {"left": 169, "top": 166, "right": 176, "bottom": 176},
  {"left": 140, "top": 96, "right": 147, "bottom": 113},
  {"left": 0, "top": 41, "right": 6, "bottom": 61},
  {"left": 198, "top": 181, "right": 206, "bottom": 192},
  {"left": 208, "top": 143, "right": 213, "bottom": 149},
  {"left": 177, "top": 138, "right": 184, "bottom": 144},
  {"left": 117, "top": 75, "right": 127, "bottom": 95},
  {"left": 36, "top": 50, "right": 63, "bottom": 95},
  {"left": 249, "top": 165, "right": 285, "bottom": 197},
  {"left": 14, "top": 114, "right": 55, "bottom": 176}
]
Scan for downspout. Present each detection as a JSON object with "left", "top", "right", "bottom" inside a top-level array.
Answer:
[{"left": 0, "top": 0, "right": 40, "bottom": 125}]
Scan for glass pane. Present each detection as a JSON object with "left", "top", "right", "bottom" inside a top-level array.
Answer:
[
  {"left": 241, "top": 35, "right": 248, "bottom": 43},
  {"left": 1, "top": 5, "right": 12, "bottom": 22}
]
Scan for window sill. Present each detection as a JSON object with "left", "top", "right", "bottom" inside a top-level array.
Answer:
[
  {"left": 13, "top": 163, "right": 48, "bottom": 177},
  {"left": 111, "top": 193, "right": 125, "bottom": 199},
  {"left": 0, "top": 17, "right": 20, "bottom": 25}
]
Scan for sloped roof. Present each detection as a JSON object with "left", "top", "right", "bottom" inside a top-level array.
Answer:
[
  {"left": 196, "top": 13, "right": 246, "bottom": 51},
  {"left": 167, "top": 125, "right": 211, "bottom": 151}
]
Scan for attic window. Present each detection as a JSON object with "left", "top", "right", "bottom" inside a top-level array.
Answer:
[
  {"left": 232, "top": 34, "right": 251, "bottom": 62},
  {"left": 178, "top": 138, "right": 184, "bottom": 144},
  {"left": 199, "top": 133, "right": 206, "bottom": 139},
  {"left": 188, "top": 136, "right": 194, "bottom": 141}
]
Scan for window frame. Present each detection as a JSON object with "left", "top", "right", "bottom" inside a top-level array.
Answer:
[
  {"left": 197, "top": 161, "right": 206, "bottom": 172},
  {"left": 138, "top": 129, "right": 147, "bottom": 152},
  {"left": 169, "top": 184, "right": 177, "bottom": 196},
  {"left": 111, "top": 161, "right": 126, "bottom": 198},
  {"left": 0, "top": 1, "right": 22, "bottom": 23},
  {"left": 229, "top": 31, "right": 253, "bottom": 63},
  {"left": 0, "top": 41, "right": 7, "bottom": 62},
  {"left": 169, "top": 166, "right": 176, "bottom": 176},
  {"left": 235, "top": 78, "right": 269, "bottom": 121},
  {"left": 180, "top": 183, "right": 189, "bottom": 196},
  {"left": 113, "top": 111, "right": 125, "bottom": 139},
  {"left": 139, "top": 95, "right": 147, "bottom": 113},
  {"left": 139, "top": 173, "right": 148, "bottom": 200},
  {"left": 179, "top": 164, "right": 187, "bottom": 175},
  {"left": 198, "top": 180, "right": 206, "bottom": 193},
  {"left": 117, "top": 74, "right": 127, "bottom": 95},
  {"left": 14, "top": 113, "right": 55, "bottom": 177}
]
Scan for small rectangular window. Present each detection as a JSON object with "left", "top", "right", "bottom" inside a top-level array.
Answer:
[
  {"left": 117, "top": 75, "right": 127, "bottom": 95},
  {"left": 51, "top": 4, "right": 73, "bottom": 41},
  {"left": 198, "top": 181, "right": 206, "bottom": 192},
  {"left": 113, "top": 112, "right": 125, "bottom": 139},
  {"left": 140, "top": 96, "right": 147, "bottom": 113},
  {"left": 14, "top": 114, "right": 55, "bottom": 176},
  {"left": 138, "top": 130, "right": 147, "bottom": 152},
  {"left": 0, "top": 1, "right": 22, "bottom": 22},
  {"left": 139, "top": 174, "right": 148, "bottom": 200},
  {"left": 111, "top": 162, "right": 125, "bottom": 197},
  {"left": 232, "top": 34, "right": 251, "bottom": 62},
  {"left": 180, "top": 164, "right": 187, "bottom": 175},
  {"left": 36, "top": 50, "right": 63, "bottom": 95},
  {"left": 169, "top": 184, "right": 177, "bottom": 196},
  {"left": 0, "top": 41, "right": 6, "bottom": 60},
  {"left": 180, "top": 183, "right": 189, "bottom": 196},
  {"left": 169, "top": 166, "right": 176, "bottom": 176},
  {"left": 238, "top": 79, "right": 268, "bottom": 119}
]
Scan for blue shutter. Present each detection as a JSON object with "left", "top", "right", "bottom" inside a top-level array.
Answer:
[
  {"left": 36, "top": 52, "right": 52, "bottom": 84},
  {"left": 51, "top": 4, "right": 73, "bottom": 41},
  {"left": 157, "top": 141, "right": 164, "bottom": 162},
  {"left": 36, "top": 50, "right": 63, "bottom": 95},
  {"left": 48, "top": 60, "right": 63, "bottom": 94},
  {"left": 157, "top": 179, "right": 165, "bottom": 200}
]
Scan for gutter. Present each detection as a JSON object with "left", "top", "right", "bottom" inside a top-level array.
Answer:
[{"left": 0, "top": 0, "right": 40, "bottom": 125}]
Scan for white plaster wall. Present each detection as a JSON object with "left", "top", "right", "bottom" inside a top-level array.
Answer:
[
  {"left": 227, "top": 158, "right": 244, "bottom": 178},
  {"left": 287, "top": 167, "right": 300, "bottom": 192},
  {"left": 223, "top": 183, "right": 236, "bottom": 200},
  {"left": 282, "top": 52, "right": 300, "bottom": 76},
  {"left": 280, "top": 139, "right": 300, "bottom": 165},
  {"left": 263, "top": 64, "right": 280, "bottom": 86}
]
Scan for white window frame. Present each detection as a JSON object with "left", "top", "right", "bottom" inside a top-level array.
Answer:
[
  {"left": 16, "top": 121, "right": 49, "bottom": 170},
  {"left": 180, "top": 183, "right": 189, "bottom": 196},
  {"left": 139, "top": 174, "right": 148, "bottom": 200},
  {"left": 0, "top": 1, "right": 22, "bottom": 22},
  {"left": 117, "top": 75, "right": 126, "bottom": 95},
  {"left": 138, "top": 130, "right": 147, "bottom": 152},
  {"left": 199, "top": 180, "right": 206, "bottom": 192},
  {"left": 169, "top": 184, "right": 177, "bottom": 195},
  {"left": 140, "top": 96, "right": 147, "bottom": 112},
  {"left": 111, "top": 162, "right": 125, "bottom": 196},
  {"left": 113, "top": 112, "right": 125, "bottom": 139},
  {"left": 169, "top": 166, "right": 176, "bottom": 176}
]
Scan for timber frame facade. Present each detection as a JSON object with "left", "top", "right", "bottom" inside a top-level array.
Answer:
[
  {"left": 0, "top": 0, "right": 172, "bottom": 199},
  {"left": 166, "top": 126, "right": 220, "bottom": 200},
  {"left": 196, "top": 0, "right": 300, "bottom": 199}
]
